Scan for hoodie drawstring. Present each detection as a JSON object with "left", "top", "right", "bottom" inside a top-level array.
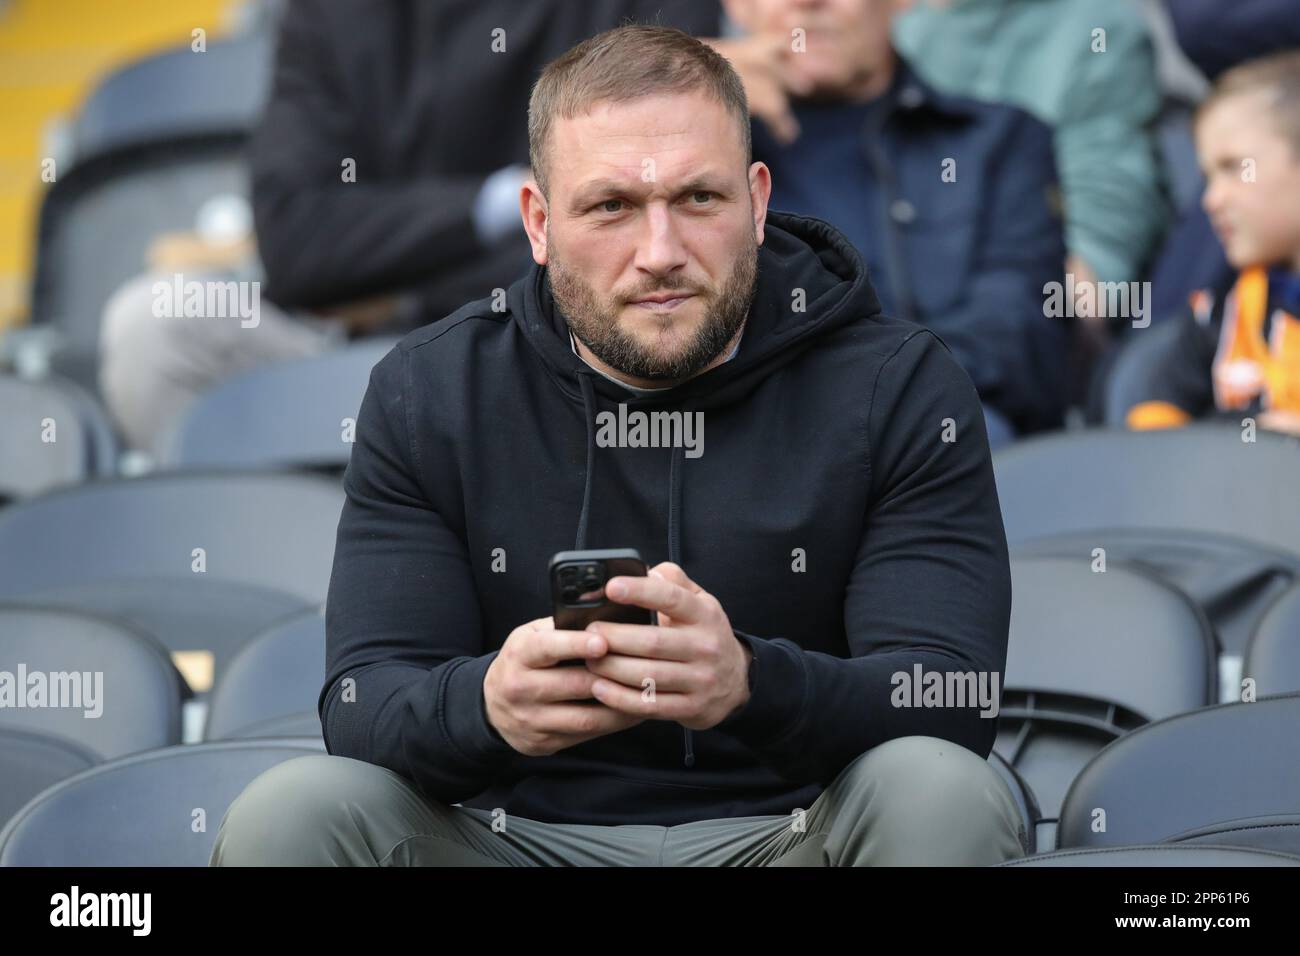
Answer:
[
  {"left": 574, "top": 372, "right": 696, "bottom": 769},
  {"left": 574, "top": 372, "right": 598, "bottom": 551},
  {"left": 668, "top": 406, "right": 693, "bottom": 768}
]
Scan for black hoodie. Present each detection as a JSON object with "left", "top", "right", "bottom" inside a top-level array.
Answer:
[{"left": 322, "top": 210, "right": 1012, "bottom": 827}]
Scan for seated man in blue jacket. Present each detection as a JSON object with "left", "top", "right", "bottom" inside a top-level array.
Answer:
[
  {"left": 211, "top": 24, "right": 1026, "bottom": 867},
  {"left": 709, "top": 0, "right": 1069, "bottom": 445}
]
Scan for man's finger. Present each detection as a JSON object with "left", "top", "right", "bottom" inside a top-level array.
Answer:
[
  {"left": 648, "top": 561, "right": 702, "bottom": 593},
  {"left": 604, "top": 572, "right": 704, "bottom": 622},
  {"left": 585, "top": 621, "right": 693, "bottom": 661},
  {"left": 519, "top": 627, "right": 608, "bottom": 668},
  {"left": 590, "top": 678, "right": 690, "bottom": 720}
]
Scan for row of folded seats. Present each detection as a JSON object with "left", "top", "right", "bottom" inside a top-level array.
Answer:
[{"left": 2, "top": 358, "right": 1300, "bottom": 864}]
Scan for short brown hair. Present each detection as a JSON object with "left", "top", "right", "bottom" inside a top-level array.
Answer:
[
  {"left": 527, "top": 24, "right": 751, "bottom": 197},
  {"left": 1198, "top": 50, "right": 1300, "bottom": 156}
]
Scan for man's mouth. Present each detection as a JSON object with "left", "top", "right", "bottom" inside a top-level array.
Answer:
[{"left": 628, "top": 293, "right": 695, "bottom": 313}]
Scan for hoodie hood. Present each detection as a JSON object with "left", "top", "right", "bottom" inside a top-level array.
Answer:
[{"left": 506, "top": 210, "right": 883, "bottom": 768}]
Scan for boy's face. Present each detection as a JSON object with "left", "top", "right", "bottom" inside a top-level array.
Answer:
[{"left": 1197, "top": 90, "right": 1300, "bottom": 272}]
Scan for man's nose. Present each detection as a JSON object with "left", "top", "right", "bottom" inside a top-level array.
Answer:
[{"left": 634, "top": 203, "right": 688, "bottom": 278}]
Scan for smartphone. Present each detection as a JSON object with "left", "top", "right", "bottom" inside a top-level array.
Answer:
[{"left": 550, "top": 549, "right": 656, "bottom": 638}]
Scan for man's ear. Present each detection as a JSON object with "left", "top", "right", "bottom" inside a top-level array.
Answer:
[
  {"left": 748, "top": 161, "right": 772, "bottom": 245},
  {"left": 520, "top": 179, "right": 550, "bottom": 265}
]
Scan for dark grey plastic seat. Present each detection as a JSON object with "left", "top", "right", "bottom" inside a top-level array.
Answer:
[
  {"left": 1243, "top": 583, "right": 1300, "bottom": 697},
  {"left": 994, "top": 424, "right": 1300, "bottom": 556},
  {"left": 1011, "top": 527, "right": 1299, "bottom": 655},
  {"left": 205, "top": 609, "right": 325, "bottom": 741},
  {"left": 0, "top": 728, "right": 99, "bottom": 836},
  {"left": 0, "top": 474, "right": 342, "bottom": 692},
  {"left": 1000, "top": 845, "right": 1300, "bottom": 866},
  {"left": 163, "top": 339, "right": 398, "bottom": 471},
  {"left": 0, "top": 738, "right": 325, "bottom": 866},
  {"left": 0, "top": 375, "right": 117, "bottom": 502},
  {"left": 1102, "top": 319, "right": 1187, "bottom": 427},
  {"left": 28, "top": 137, "right": 252, "bottom": 392},
  {"left": 0, "top": 605, "right": 182, "bottom": 758},
  {"left": 0, "top": 472, "right": 342, "bottom": 605},
  {"left": 1058, "top": 693, "right": 1300, "bottom": 855},
  {"left": 69, "top": 35, "right": 272, "bottom": 163},
  {"left": 995, "top": 558, "right": 1214, "bottom": 824}
]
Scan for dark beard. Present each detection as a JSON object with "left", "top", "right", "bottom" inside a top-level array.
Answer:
[{"left": 548, "top": 231, "right": 758, "bottom": 382}]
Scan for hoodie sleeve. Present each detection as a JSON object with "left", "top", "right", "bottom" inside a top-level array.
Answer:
[
  {"left": 321, "top": 346, "right": 515, "bottom": 804},
  {"left": 713, "top": 330, "right": 1012, "bottom": 784}
]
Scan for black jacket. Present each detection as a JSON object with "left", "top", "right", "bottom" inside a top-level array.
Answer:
[
  {"left": 322, "top": 210, "right": 1013, "bottom": 826},
  {"left": 250, "top": 0, "right": 722, "bottom": 321}
]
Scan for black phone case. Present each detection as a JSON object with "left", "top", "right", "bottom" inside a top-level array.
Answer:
[{"left": 550, "top": 549, "right": 656, "bottom": 632}]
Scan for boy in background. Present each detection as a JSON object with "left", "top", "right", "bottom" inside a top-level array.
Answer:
[{"left": 1126, "top": 51, "right": 1300, "bottom": 435}]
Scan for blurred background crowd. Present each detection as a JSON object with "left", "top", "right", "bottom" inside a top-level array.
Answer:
[
  {"left": 2, "top": 0, "right": 1300, "bottom": 457},
  {"left": 3, "top": 0, "right": 1300, "bottom": 866}
]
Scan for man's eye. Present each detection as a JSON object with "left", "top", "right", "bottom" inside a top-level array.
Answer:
[
  {"left": 690, "top": 191, "right": 714, "bottom": 204},
  {"left": 599, "top": 199, "right": 624, "bottom": 213}
]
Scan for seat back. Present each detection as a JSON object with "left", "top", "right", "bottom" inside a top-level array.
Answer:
[
  {"left": 0, "top": 739, "right": 324, "bottom": 866},
  {"left": 164, "top": 339, "right": 398, "bottom": 470},
  {"left": 1058, "top": 693, "right": 1300, "bottom": 854},
  {"left": 205, "top": 609, "right": 325, "bottom": 741},
  {"left": 0, "top": 472, "right": 344, "bottom": 606},
  {"left": 1243, "top": 583, "right": 1300, "bottom": 697},
  {"left": 0, "top": 375, "right": 117, "bottom": 502},
  {"left": 0, "top": 728, "right": 99, "bottom": 835},
  {"left": 0, "top": 605, "right": 182, "bottom": 759},
  {"left": 995, "top": 558, "right": 1214, "bottom": 820},
  {"left": 993, "top": 425, "right": 1300, "bottom": 559}
]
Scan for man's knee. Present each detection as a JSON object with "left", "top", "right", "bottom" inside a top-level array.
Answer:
[
  {"left": 827, "top": 736, "right": 1027, "bottom": 864},
  {"left": 210, "top": 754, "right": 448, "bottom": 866},
  {"left": 842, "top": 735, "right": 1002, "bottom": 800}
]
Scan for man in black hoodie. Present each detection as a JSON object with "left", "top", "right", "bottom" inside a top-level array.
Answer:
[{"left": 212, "top": 25, "right": 1026, "bottom": 867}]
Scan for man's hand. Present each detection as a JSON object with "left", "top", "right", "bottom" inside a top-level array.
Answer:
[
  {"left": 483, "top": 617, "right": 645, "bottom": 757},
  {"left": 703, "top": 34, "right": 813, "bottom": 145},
  {"left": 582, "top": 562, "right": 753, "bottom": 731}
]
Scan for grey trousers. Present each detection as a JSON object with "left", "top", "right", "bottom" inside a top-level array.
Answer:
[
  {"left": 98, "top": 270, "right": 345, "bottom": 453},
  {"left": 210, "top": 736, "right": 1029, "bottom": 867}
]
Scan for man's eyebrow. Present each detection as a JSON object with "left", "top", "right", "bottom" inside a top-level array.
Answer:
[{"left": 569, "top": 173, "right": 734, "bottom": 210}]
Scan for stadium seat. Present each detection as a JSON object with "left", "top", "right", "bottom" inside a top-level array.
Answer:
[
  {"left": 994, "top": 425, "right": 1300, "bottom": 554},
  {"left": 995, "top": 426, "right": 1300, "bottom": 656},
  {"left": 1243, "top": 583, "right": 1300, "bottom": 697},
  {"left": 0, "top": 738, "right": 325, "bottom": 866},
  {"left": 994, "top": 558, "right": 1214, "bottom": 825},
  {"left": 0, "top": 473, "right": 343, "bottom": 691},
  {"left": 163, "top": 338, "right": 399, "bottom": 471},
  {"left": 0, "top": 728, "right": 99, "bottom": 836},
  {"left": 0, "top": 604, "right": 183, "bottom": 758},
  {"left": 1101, "top": 319, "right": 1187, "bottom": 426},
  {"left": 1057, "top": 693, "right": 1300, "bottom": 854},
  {"left": 999, "top": 845, "right": 1300, "bottom": 866},
  {"left": 27, "top": 137, "right": 251, "bottom": 391},
  {"left": 0, "top": 374, "right": 117, "bottom": 502},
  {"left": 68, "top": 34, "right": 272, "bottom": 164},
  {"left": 1011, "top": 527, "right": 1299, "bottom": 658},
  {"left": 205, "top": 608, "right": 325, "bottom": 741}
]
